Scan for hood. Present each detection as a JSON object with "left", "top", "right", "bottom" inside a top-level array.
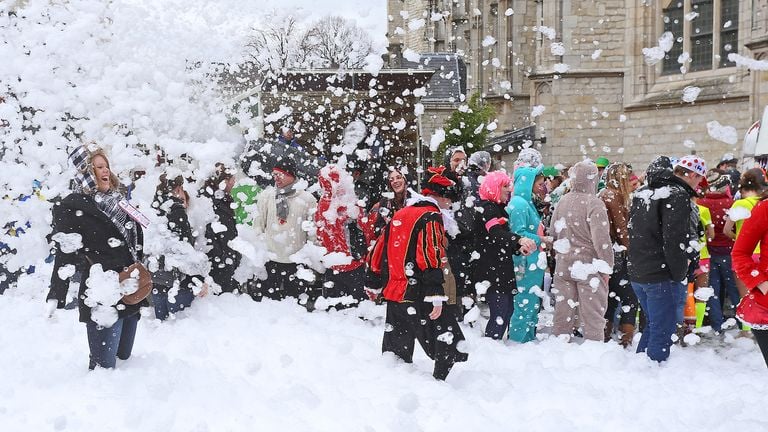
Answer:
[
  {"left": 319, "top": 165, "right": 344, "bottom": 194},
  {"left": 568, "top": 160, "right": 599, "bottom": 194},
  {"left": 318, "top": 165, "right": 359, "bottom": 222},
  {"left": 478, "top": 170, "right": 511, "bottom": 204},
  {"left": 645, "top": 156, "right": 674, "bottom": 188},
  {"left": 513, "top": 165, "right": 542, "bottom": 202},
  {"left": 468, "top": 151, "right": 492, "bottom": 172},
  {"left": 515, "top": 148, "right": 543, "bottom": 169}
]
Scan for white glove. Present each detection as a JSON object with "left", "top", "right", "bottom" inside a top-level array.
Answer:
[{"left": 45, "top": 299, "right": 58, "bottom": 318}]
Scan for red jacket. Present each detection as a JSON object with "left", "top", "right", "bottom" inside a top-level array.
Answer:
[
  {"left": 315, "top": 166, "right": 373, "bottom": 272},
  {"left": 732, "top": 198, "right": 768, "bottom": 289},
  {"left": 367, "top": 200, "right": 447, "bottom": 303},
  {"left": 699, "top": 192, "right": 734, "bottom": 253}
]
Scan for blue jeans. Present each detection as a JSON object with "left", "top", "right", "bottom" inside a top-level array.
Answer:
[
  {"left": 708, "top": 254, "right": 740, "bottom": 327},
  {"left": 675, "top": 282, "right": 687, "bottom": 325},
  {"left": 152, "top": 287, "right": 195, "bottom": 320},
  {"left": 86, "top": 313, "right": 139, "bottom": 369},
  {"left": 485, "top": 290, "right": 514, "bottom": 340},
  {"left": 632, "top": 280, "right": 681, "bottom": 362}
]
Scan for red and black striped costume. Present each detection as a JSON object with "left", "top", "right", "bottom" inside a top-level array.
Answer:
[
  {"left": 366, "top": 197, "right": 467, "bottom": 380},
  {"left": 367, "top": 200, "right": 448, "bottom": 303}
]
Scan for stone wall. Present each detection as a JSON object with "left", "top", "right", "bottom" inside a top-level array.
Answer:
[
  {"left": 387, "top": 0, "right": 765, "bottom": 173},
  {"left": 531, "top": 72, "right": 751, "bottom": 172},
  {"left": 487, "top": 94, "right": 531, "bottom": 134},
  {"left": 621, "top": 100, "right": 751, "bottom": 172},
  {"left": 387, "top": 0, "right": 431, "bottom": 54},
  {"left": 532, "top": 73, "right": 625, "bottom": 166},
  {"left": 559, "top": 0, "right": 627, "bottom": 71}
]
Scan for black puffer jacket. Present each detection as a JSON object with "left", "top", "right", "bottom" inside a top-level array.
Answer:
[
  {"left": 153, "top": 196, "right": 200, "bottom": 291},
  {"left": 628, "top": 156, "right": 697, "bottom": 283},
  {"left": 51, "top": 193, "right": 147, "bottom": 323},
  {"left": 472, "top": 200, "right": 523, "bottom": 293}
]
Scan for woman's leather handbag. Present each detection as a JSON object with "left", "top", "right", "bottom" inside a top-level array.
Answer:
[{"left": 119, "top": 262, "right": 153, "bottom": 305}]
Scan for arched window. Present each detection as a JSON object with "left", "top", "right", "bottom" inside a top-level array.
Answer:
[{"left": 661, "top": 0, "right": 738, "bottom": 75}]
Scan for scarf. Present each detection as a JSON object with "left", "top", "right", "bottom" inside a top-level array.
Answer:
[
  {"left": 275, "top": 182, "right": 296, "bottom": 222},
  {"left": 68, "top": 146, "right": 97, "bottom": 193},
  {"left": 94, "top": 190, "right": 138, "bottom": 260},
  {"left": 405, "top": 192, "right": 460, "bottom": 238}
]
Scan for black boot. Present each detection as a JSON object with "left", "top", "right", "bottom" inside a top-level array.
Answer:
[{"left": 433, "top": 361, "right": 453, "bottom": 381}]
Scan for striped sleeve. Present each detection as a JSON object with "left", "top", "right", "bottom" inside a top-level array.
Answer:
[{"left": 416, "top": 215, "right": 445, "bottom": 271}]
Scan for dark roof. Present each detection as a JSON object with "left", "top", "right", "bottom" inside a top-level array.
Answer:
[
  {"left": 221, "top": 68, "right": 436, "bottom": 161},
  {"left": 487, "top": 126, "right": 536, "bottom": 153},
  {"left": 219, "top": 65, "right": 435, "bottom": 102},
  {"left": 401, "top": 52, "right": 466, "bottom": 105},
  {"left": 260, "top": 69, "right": 434, "bottom": 93}
]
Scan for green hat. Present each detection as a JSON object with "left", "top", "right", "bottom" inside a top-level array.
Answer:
[
  {"left": 541, "top": 166, "right": 561, "bottom": 178},
  {"left": 595, "top": 157, "right": 610, "bottom": 168}
]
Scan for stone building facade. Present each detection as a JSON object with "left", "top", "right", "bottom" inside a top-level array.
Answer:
[{"left": 387, "top": 0, "right": 768, "bottom": 170}]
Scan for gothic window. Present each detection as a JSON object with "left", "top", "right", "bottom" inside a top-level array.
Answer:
[
  {"left": 719, "top": 0, "right": 738, "bottom": 67},
  {"left": 660, "top": 0, "right": 738, "bottom": 75},
  {"left": 489, "top": 2, "right": 499, "bottom": 60},
  {"left": 690, "top": 0, "right": 714, "bottom": 71},
  {"left": 662, "top": 2, "right": 684, "bottom": 74}
]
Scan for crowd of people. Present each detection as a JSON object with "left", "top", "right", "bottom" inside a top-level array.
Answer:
[{"left": 5, "top": 140, "right": 768, "bottom": 379}]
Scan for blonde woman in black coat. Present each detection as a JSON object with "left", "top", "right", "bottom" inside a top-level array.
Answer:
[{"left": 50, "top": 148, "right": 147, "bottom": 370}]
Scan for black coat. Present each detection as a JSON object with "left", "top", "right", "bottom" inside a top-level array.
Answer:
[
  {"left": 205, "top": 193, "right": 241, "bottom": 292},
  {"left": 46, "top": 237, "right": 85, "bottom": 308},
  {"left": 153, "top": 196, "right": 200, "bottom": 291},
  {"left": 472, "top": 200, "right": 523, "bottom": 293},
  {"left": 165, "top": 198, "right": 194, "bottom": 244},
  {"left": 466, "top": 167, "right": 483, "bottom": 199},
  {"left": 372, "top": 193, "right": 409, "bottom": 237},
  {"left": 450, "top": 189, "right": 476, "bottom": 247},
  {"left": 51, "top": 193, "right": 147, "bottom": 323},
  {"left": 446, "top": 180, "right": 477, "bottom": 291},
  {"left": 628, "top": 156, "right": 697, "bottom": 283}
]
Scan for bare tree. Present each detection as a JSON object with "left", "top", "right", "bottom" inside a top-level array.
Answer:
[
  {"left": 302, "top": 16, "right": 373, "bottom": 69},
  {"left": 246, "top": 14, "right": 373, "bottom": 72},
  {"left": 246, "top": 13, "right": 306, "bottom": 72}
]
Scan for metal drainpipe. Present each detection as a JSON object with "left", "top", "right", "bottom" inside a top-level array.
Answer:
[
  {"left": 477, "top": 7, "right": 483, "bottom": 96},
  {"left": 416, "top": 110, "right": 423, "bottom": 186},
  {"left": 506, "top": 0, "right": 513, "bottom": 88}
]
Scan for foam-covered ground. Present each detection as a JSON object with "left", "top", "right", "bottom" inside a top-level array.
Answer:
[{"left": 1, "top": 280, "right": 765, "bottom": 432}]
